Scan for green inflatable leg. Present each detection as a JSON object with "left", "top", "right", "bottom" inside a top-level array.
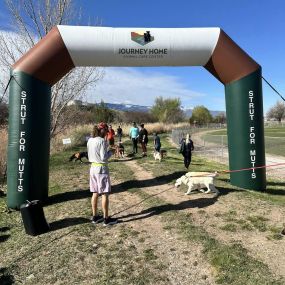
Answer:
[
  {"left": 225, "top": 68, "right": 266, "bottom": 190},
  {"left": 7, "top": 71, "right": 51, "bottom": 209}
]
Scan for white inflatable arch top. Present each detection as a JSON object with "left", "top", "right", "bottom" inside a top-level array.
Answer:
[
  {"left": 13, "top": 25, "right": 259, "bottom": 85},
  {"left": 57, "top": 26, "right": 220, "bottom": 67}
]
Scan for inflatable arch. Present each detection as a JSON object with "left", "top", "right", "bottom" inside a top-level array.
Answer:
[{"left": 7, "top": 26, "right": 266, "bottom": 209}]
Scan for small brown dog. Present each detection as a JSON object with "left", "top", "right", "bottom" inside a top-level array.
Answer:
[
  {"left": 115, "top": 142, "right": 125, "bottom": 158},
  {"left": 69, "top": 151, "right": 88, "bottom": 163},
  {"left": 160, "top": 149, "right": 167, "bottom": 158}
]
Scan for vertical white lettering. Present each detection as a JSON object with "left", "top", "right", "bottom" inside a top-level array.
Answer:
[
  {"left": 249, "top": 90, "right": 256, "bottom": 179},
  {"left": 18, "top": 91, "right": 27, "bottom": 192}
]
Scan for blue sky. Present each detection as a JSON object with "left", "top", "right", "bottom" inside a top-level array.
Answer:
[{"left": 1, "top": 0, "right": 285, "bottom": 112}]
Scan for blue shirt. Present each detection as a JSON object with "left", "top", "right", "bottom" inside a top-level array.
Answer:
[{"left": 129, "top": 127, "right": 139, "bottom": 138}]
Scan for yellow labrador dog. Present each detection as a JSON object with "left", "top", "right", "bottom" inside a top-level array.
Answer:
[{"left": 175, "top": 172, "right": 219, "bottom": 195}]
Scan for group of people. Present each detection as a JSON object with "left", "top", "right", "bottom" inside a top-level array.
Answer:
[
  {"left": 129, "top": 122, "right": 150, "bottom": 157},
  {"left": 86, "top": 121, "right": 194, "bottom": 227},
  {"left": 102, "top": 122, "right": 162, "bottom": 158}
]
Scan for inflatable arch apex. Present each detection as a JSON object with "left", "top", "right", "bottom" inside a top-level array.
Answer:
[{"left": 8, "top": 26, "right": 266, "bottom": 208}]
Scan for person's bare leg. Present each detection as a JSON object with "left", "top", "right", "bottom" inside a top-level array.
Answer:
[
  {"left": 102, "top": 194, "right": 109, "bottom": 218},
  {"left": 91, "top": 193, "right": 99, "bottom": 216}
]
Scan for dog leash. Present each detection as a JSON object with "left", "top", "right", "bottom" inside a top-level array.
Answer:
[
  {"left": 180, "top": 162, "right": 285, "bottom": 177},
  {"left": 112, "top": 185, "right": 174, "bottom": 217},
  {"left": 220, "top": 162, "right": 285, "bottom": 174}
]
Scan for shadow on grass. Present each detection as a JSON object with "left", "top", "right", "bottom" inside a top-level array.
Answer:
[
  {"left": 216, "top": 186, "right": 243, "bottom": 196},
  {"left": 265, "top": 188, "right": 285, "bottom": 196},
  {"left": 47, "top": 189, "right": 90, "bottom": 205},
  {"left": 114, "top": 185, "right": 239, "bottom": 223},
  {"left": 215, "top": 178, "right": 285, "bottom": 196},
  {"left": 113, "top": 171, "right": 186, "bottom": 193},
  {"left": 267, "top": 181, "right": 285, "bottom": 187},
  {"left": 0, "top": 226, "right": 10, "bottom": 232},
  {"left": 47, "top": 171, "right": 187, "bottom": 206},
  {"left": 111, "top": 156, "right": 142, "bottom": 163},
  {"left": 49, "top": 217, "right": 90, "bottom": 232},
  {"left": 47, "top": 171, "right": 239, "bottom": 207},
  {"left": 0, "top": 235, "right": 10, "bottom": 243},
  {"left": 0, "top": 268, "right": 14, "bottom": 285},
  {"left": 117, "top": 196, "right": 219, "bottom": 223}
]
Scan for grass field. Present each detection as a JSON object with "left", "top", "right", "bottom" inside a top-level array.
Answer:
[
  {"left": 0, "top": 134, "right": 284, "bottom": 284},
  {"left": 201, "top": 126, "right": 285, "bottom": 156}
]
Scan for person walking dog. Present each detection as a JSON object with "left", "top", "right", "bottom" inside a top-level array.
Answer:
[
  {"left": 87, "top": 122, "right": 118, "bottom": 226},
  {"left": 153, "top": 132, "right": 161, "bottom": 152},
  {"left": 180, "top": 133, "right": 194, "bottom": 169}
]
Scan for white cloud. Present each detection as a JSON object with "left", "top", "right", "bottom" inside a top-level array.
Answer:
[{"left": 87, "top": 67, "right": 206, "bottom": 107}]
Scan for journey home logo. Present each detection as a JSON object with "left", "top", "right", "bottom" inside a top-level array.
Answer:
[
  {"left": 131, "top": 31, "right": 154, "bottom": 45},
  {"left": 118, "top": 30, "right": 168, "bottom": 59}
]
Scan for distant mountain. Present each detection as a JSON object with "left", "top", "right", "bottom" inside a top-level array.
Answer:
[
  {"left": 96, "top": 102, "right": 225, "bottom": 117},
  {"left": 104, "top": 103, "right": 151, "bottom": 112}
]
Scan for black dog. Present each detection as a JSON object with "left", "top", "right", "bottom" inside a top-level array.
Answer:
[{"left": 69, "top": 151, "right": 88, "bottom": 163}]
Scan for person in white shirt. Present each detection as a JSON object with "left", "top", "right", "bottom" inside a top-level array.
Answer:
[{"left": 87, "top": 122, "right": 118, "bottom": 226}]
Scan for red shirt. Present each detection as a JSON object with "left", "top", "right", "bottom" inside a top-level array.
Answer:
[{"left": 107, "top": 129, "right": 115, "bottom": 140}]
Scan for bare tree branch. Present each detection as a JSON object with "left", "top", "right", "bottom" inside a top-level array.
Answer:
[{"left": 0, "top": 0, "right": 103, "bottom": 137}]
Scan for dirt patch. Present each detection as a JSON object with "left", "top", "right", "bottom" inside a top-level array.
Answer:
[{"left": 111, "top": 163, "right": 217, "bottom": 285}]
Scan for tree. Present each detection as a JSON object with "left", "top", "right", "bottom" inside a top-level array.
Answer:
[
  {"left": 266, "top": 101, "right": 285, "bottom": 122},
  {"left": 0, "top": 0, "right": 103, "bottom": 137},
  {"left": 120, "top": 111, "right": 156, "bottom": 124},
  {"left": 91, "top": 101, "right": 115, "bottom": 123},
  {"left": 150, "top": 96, "right": 185, "bottom": 123},
  {"left": 190, "top": 105, "right": 213, "bottom": 126},
  {"left": 213, "top": 112, "right": 226, "bottom": 124}
]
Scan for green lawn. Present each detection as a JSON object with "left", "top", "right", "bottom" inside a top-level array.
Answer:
[{"left": 201, "top": 127, "right": 285, "bottom": 156}]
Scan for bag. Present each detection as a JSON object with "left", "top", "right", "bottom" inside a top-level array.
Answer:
[{"left": 20, "top": 200, "right": 50, "bottom": 236}]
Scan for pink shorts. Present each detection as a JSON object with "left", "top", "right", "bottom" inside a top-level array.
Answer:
[{"left": 89, "top": 169, "right": 111, "bottom": 195}]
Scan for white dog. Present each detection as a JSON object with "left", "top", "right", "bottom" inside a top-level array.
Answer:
[
  {"left": 153, "top": 150, "right": 167, "bottom": 162},
  {"left": 175, "top": 172, "right": 219, "bottom": 195},
  {"left": 153, "top": 151, "right": 162, "bottom": 162}
]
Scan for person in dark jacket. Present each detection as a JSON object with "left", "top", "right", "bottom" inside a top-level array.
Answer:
[
  {"left": 117, "top": 125, "right": 123, "bottom": 142},
  {"left": 180, "top": 133, "right": 194, "bottom": 169},
  {"left": 153, "top": 132, "right": 161, "bottom": 152},
  {"left": 139, "top": 123, "right": 148, "bottom": 157}
]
